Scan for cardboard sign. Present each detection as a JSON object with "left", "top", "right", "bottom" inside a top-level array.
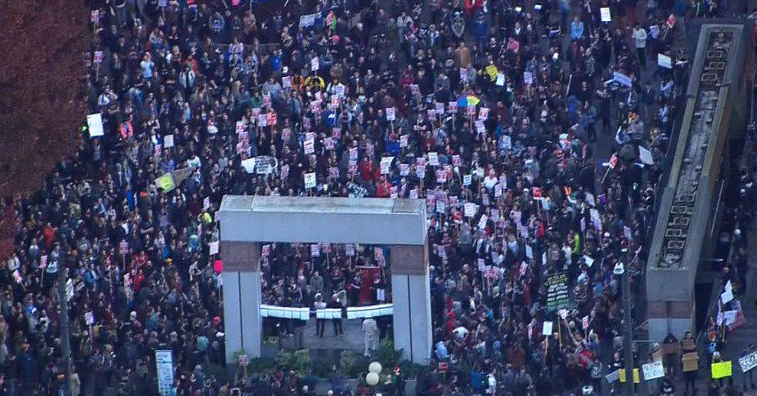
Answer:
[{"left": 682, "top": 352, "right": 698, "bottom": 372}]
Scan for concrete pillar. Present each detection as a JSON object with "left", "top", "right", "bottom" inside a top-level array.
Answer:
[
  {"left": 390, "top": 244, "right": 432, "bottom": 364},
  {"left": 221, "top": 241, "right": 261, "bottom": 361},
  {"left": 647, "top": 300, "right": 694, "bottom": 342}
]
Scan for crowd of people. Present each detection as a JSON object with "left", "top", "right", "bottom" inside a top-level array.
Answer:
[{"left": 0, "top": 0, "right": 749, "bottom": 395}]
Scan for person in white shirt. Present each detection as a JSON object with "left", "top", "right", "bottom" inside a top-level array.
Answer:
[{"left": 632, "top": 23, "right": 648, "bottom": 67}]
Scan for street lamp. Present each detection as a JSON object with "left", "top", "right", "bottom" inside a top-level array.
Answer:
[
  {"left": 615, "top": 249, "right": 635, "bottom": 396},
  {"left": 57, "top": 247, "right": 73, "bottom": 396}
]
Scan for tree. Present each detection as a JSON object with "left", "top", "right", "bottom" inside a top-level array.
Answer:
[{"left": 0, "top": 0, "right": 87, "bottom": 258}]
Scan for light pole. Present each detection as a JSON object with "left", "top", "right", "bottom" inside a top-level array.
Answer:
[
  {"left": 57, "top": 247, "right": 73, "bottom": 396},
  {"left": 614, "top": 248, "right": 634, "bottom": 396}
]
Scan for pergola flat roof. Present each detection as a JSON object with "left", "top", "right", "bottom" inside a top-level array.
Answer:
[{"left": 217, "top": 196, "right": 427, "bottom": 245}]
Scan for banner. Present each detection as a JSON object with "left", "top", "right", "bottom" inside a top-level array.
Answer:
[
  {"left": 259, "top": 305, "right": 310, "bottom": 320},
  {"left": 545, "top": 272, "right": 570, "bottom": 311},
  {"left": 156, "top": 350, "right": 174, "bottom": 396}
]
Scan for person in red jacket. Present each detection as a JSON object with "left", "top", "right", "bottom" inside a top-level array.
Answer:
[
  {"left": 359, "top": 157, "right": 376, "bottom": 183},
  {"left": 376, "top": 176, "right": 392, "bottom": 197}
]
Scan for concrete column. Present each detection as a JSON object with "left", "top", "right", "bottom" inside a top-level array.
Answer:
[
  {"left": 647, "top": 300, "right": 694, "bottom": 342},
  {"left": 221, "top": 241, "right": 261, "bottom": 361},
  {"left": 390, "top": 244, "right": 432, "bottom": 364}
]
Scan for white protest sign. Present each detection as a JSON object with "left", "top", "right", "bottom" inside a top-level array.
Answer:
[
  {"left": 642, "top": 361, "right": 665, "bottom": 381},
  {"left": 600, "top": 7, "right": 612, "bottom": 22},
  {"left": 386, "top": 107, "right": 396, "bottom": 121},
  {"left": 209, "top": 241, "right": 219, "bottom": 255},
  {"left": 156, "top": 350, "right": 174, "bottom": 396},
  {"left": 721, "top": 287, "right": 734, "bottom": 304},
  {"left": 299, "top": 13, "right": 317, "bottom": 28},
  {"left": 85, "top": 311, "right": 95, "bottom": 325},
  {"left": 464, "top": 202, "right": 477, "bottom": 217},
  {"left": 241, "top": 158, "right": 256, "bottom": 173},
  {"left": 87, "top": 113, "right": 105, "bottom": 137},
  {"left": 639, "top": 146, "right": 654, "bottom": 165},
  {"left": 658, "top": 54, "right": 672, "bottom": 69},
  {"left": 463, "top": 174, "right": 472, "bottom": 186},
  {"left": 542, "top": 321, "right": 553, "bottom": 336},
  {"left": 164, "top": 134, "right": 175, "bottom": 148},
  {"left": 428, "top": 152, "right": 439, "bottom": 166},
  {"left": 524, "top": 71, "right": 533, "bottom": 85},
  {"left": 380, "top": 157, "right": 394, "bottom": 174},
  {"left": 606, "top": 369, "right": 621, "bottom": 384},
  {"left": 739, "top": 351, "right": 757, "bottom": 373},
  {"left": 304, "top": 172, "right": 317, "bottom": 188}
]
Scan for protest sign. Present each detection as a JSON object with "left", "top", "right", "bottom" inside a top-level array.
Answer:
[
  {"left": 657, "top": 54, "right": 672, "bottom": 69},
  {"left": 156, "top": 174, "right": 175, "bottom": 192},
  {"left": 299, "top": 13, "right": 317, "bottom": 28},
  {"left": 605, "top": 370, "right": 620, "bottom": 384},
  {"left": 619, "top": 369, "right": 640, "bottom": 384},
  {"left": 739, "top": 351, "right": 757, "bottom": 373},
  {"left": 712, "top": 361, "right": 732, "bottom": 379},
  {"left": 642, "top": 361, "right": 664, "bottom": 381},
  {"left": 87, "top": 113, "right": 104, "bottom": 137},
  {"left": 545, "top": 272, "right": 570, "bottom": 311},
  {"left": 682, "top": 352, "right": 698, "bottom": 372},
  {"left": 600, "top": 7, "right": 611, "bottom": 22},
  {"left": 304, "top": 172, "right": 316, "bottom": 188},
  {"left": 542, "top": 321, "right": 553, "bottom": 336},
  {"left": 386, "top": 107, "right": 396, "bottom": 121},
  {"left": 639, "top": 146, "right": 654, "bottom": 165},
  {"left": 380, "top": 157, "right": 394, "bottom": 174}
]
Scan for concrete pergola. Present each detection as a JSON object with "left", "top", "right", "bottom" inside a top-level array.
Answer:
[{"left": 216, "top": 196, "right": 432, "bottom": 364}]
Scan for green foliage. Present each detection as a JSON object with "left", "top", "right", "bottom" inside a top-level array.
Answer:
[
  {"left": 399, "top": 361, "right": 427, "bottom": 379},
  {"left": 311, "top": 353, "right": 336, "bottom": 378},
  {"left": 376, "top": 340, "right": 402, "bottom": 371},
  {"left": 247, "top": 357, "right": 278, "bottom": 375},
  {"left": 275, "top": 349, "right": 311, "bottom": 376},
  {"left": 340, "top": 350, "right": 369, "bottom": 377},
  {"left": 263, "top": 336, "right": 280, "bottom": 347}
]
